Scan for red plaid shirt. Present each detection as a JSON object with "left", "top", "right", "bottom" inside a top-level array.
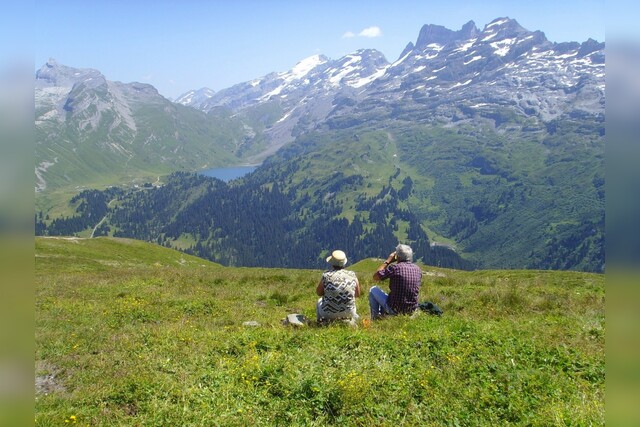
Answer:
[{"left": 377, "top": 261, "right": 422, "bottom": 313}]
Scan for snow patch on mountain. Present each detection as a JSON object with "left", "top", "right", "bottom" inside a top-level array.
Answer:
[
  {"left": 283, "top": 55, "right": 327, "bottom": 83},
  {"left": 454, "top": 39, "right": 477, "bottom": 52},
  {"left": 481, "top": 32, "right": 498, "bottom": 42},
  {"left": 486, "top": 18, "right": 511, "bottom": 29},
  {"left": 464, "top": 55, "right": 483, "bottom": 65},
  {"left": 351, "top": 66, "right": 389, "bottom": 88},
  {"left": 35, "top": 158, "right": 58, "bottom": 192},
  {"left": 490, "top": 38, "right": 515, "bottom": 56},
  {"left": 391, "top": 51, "right": 413, "bottom": 67},
  {"left": 452, "top": 79, "right": 473, "bottom": 88}
]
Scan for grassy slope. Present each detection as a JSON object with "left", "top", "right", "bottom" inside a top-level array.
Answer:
[
  {"left": 36, "top": 237, "right": 604, "bottom": 426},
  {"left": 35, "top": 100, "right": 252, "bottom": 213}
]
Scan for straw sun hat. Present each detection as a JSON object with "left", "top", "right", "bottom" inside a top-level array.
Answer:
[{"left": 326, "top": 250, "right": 347, "bottom": 267}]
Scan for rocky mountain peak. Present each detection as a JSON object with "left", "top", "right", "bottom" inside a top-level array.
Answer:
[
  {"left": 35, "top": 59, "right": 104, "bottom": 89},
  {"left": 415, "top": 20, "right": 480, "bottom": 49},
  {"left": 578, "top": 38, "right": 605, "bottom": 58},
  {"left": 460, "top": 20, "right": 481, "bottom": 39},
  {"left": 480, "top": 17, "right": 529, "bottom": 39},
  {"left": 397, "top": 42, "right": 415, "bottom": 61}
]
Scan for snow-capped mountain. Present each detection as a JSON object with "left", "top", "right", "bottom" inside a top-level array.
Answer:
[
  {"left": 173, "top": 87, "right": 216, "bottom": 109},
  {"left": 176, "top": 17, "right": 604, "bottom": 150},
  {"left": 174, "top": 49, "right": 391, "bottom": 155},
  {"left": 367, "top": 18, "right": 604, "bottom": 122},
  {"left": 175, "top": 50, "right": 389, "bottom": 112}
]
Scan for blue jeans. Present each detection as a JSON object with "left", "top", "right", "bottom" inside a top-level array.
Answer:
[{"left": 368, "top": 286, "right": 396, "bottom": 320}]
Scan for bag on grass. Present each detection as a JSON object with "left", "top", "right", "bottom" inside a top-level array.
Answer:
[{"left": 418, "top": 301, "right": 443, "bottom": 316}]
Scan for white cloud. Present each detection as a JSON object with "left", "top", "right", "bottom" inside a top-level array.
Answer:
[
  {"left": 359, "top": 26, "right": 382, "bottom": 38},
  {"left": 342, "top": 26, "right": 382, "bottom": 39}
]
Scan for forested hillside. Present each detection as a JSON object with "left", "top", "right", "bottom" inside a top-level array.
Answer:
[
  {"left": 247, "top": 121, "right": 604, "bottom": 272},
  {"left": 36, "top": 171, "right": 469, "bottom": 269}
]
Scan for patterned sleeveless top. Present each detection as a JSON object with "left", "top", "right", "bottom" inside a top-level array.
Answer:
[{"left": 318, "top": 269, "right": 358, "bottom": 319}]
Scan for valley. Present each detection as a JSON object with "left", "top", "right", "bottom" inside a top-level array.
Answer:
[{"left": 35, "top": 17, "right": 605, "bottom": 272}]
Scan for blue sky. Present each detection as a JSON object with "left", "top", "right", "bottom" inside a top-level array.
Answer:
[{"left": 26, "top": 1, "right": 610, "bottom": 99}]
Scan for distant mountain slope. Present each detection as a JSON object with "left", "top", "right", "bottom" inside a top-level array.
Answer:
[
  {"left": 251, "top": 122, "right": 603, "bottom": 271},
  {"left": 35, "top": 60, "right": 251, "bottom": 195}
]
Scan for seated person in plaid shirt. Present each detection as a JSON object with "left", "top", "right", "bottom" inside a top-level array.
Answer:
[{"left": 369, "top": 244, "right": 422, "bottom": 320}]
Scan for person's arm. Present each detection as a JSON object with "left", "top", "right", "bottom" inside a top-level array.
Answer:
[
  {"left": 373, "top": 252, "right": 396, "bottom": 281},
  {"left": 316, "top": 278, "right": 324, "bottom": 296},
  {"left": 354, "top": 277, "right": 361, "bottom": 297}
]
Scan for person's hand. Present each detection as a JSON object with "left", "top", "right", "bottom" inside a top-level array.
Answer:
[
  {"left": 375, "top": 252, "right": 395, "bottom": 279},
  {"left": 386, "top": 252, "right": 396, "bottom": 263}
]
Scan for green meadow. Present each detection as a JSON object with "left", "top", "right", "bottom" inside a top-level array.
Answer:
[{"left": 35, "top": 237, "right": 604, "bottom": 426}]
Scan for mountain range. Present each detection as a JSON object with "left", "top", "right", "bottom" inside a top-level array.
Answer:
[
  {"left": 174, "top": 17, "right": 603, "bottom": 150},
  {"left": 35, "top": 17, "right": 605, "bottom": 272}
]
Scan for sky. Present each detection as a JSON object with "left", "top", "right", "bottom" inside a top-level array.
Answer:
[{"left": 16, "top": 0, "right": 623, "bottom": 100}]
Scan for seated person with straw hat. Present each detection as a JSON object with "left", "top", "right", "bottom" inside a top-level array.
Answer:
[{"left": 316, "top": 250, "right": 361, "bottom": 323}]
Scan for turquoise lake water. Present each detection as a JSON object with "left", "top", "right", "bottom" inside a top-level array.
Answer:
[{"left": 200, "top": 165, "right": 258, "bottom": 182}]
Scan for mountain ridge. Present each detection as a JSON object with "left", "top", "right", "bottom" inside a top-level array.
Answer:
[
  {"left": 35, "top": 60, "right": 254, "bottom": 197},
  {"left": 35, "top": 17, "right": 605, "bottom": 272},
  {"left": 176, "top": 16, "right": 603, "bottom": 130}
]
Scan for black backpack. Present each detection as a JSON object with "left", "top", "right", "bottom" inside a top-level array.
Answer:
[{"left": 418, "top": 301, "right": 443, "bottom": 316}]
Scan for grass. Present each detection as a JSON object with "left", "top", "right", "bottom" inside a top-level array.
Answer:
[{"left": 35, "top": 237, "right": 604, "bottom": 426}]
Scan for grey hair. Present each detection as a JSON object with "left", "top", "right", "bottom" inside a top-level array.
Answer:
[{"left": 395, "top": 244, "right": 413, "bottom": 262}]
